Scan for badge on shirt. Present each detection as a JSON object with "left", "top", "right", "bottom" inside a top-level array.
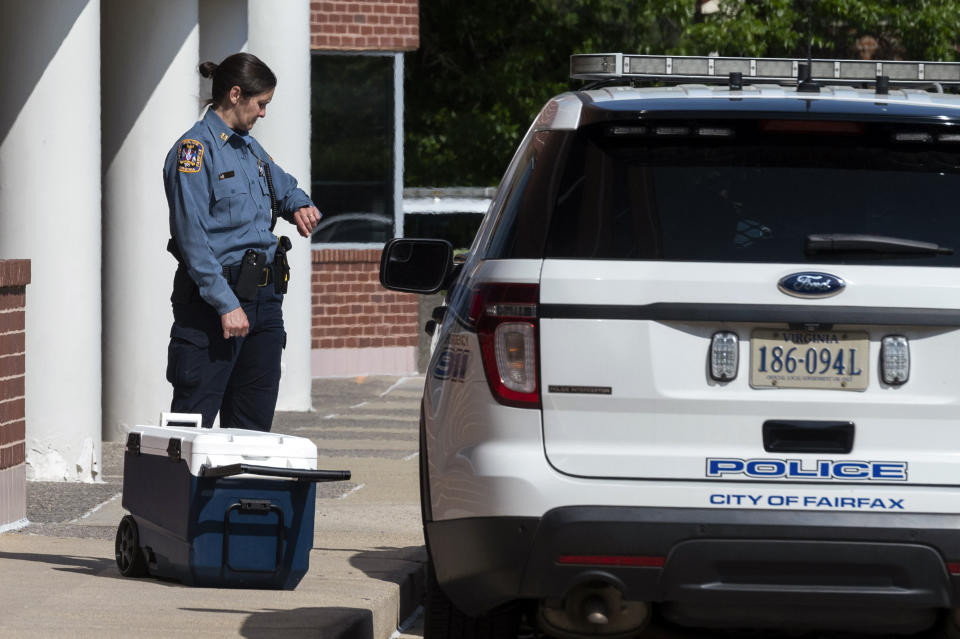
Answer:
[{"left": 177, "top": 139, "right": 204, "bottom": 173}]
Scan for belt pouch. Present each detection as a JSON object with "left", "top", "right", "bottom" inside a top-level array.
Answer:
[
  {"left": 273, "top": 236, "right": 292, "bottom": 295},
  {"left": 234, "top": 249, "right": 266, "bottom": 301}
]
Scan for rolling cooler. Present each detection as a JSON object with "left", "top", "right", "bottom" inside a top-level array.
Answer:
[{"left": 115, "top": 413, "right": 350, "bottom": 589}]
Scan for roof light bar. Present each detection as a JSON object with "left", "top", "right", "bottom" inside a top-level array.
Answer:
[{"left": 570, "top": 54, "right": 960, "bottom": 86}]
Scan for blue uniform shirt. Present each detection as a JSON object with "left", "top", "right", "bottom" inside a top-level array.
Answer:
[{"left": 163, "top": 108, "right": 315, "bottom": 315}]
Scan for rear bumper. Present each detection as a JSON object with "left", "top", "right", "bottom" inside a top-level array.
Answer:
[{"left": 427, "top": 506, "right": 960, "bottom": 627}]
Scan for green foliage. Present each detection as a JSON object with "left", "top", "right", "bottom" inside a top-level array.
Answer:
[
  {"left": 405, "top": 0, "right": 960, "bottom": 187},
  {"left": 679, "top": 0, "right": 960, "bottom": 59},
  {"left": 676, "top": 0, "right": 801, "bottom": 57},
  {"left": 405, "top": 0, "right": 691, "bottom": 186}
]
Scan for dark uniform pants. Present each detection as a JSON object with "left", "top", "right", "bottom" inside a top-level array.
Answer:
[{"left": 166, "top": 286, "right": 285, "bottom": 430}]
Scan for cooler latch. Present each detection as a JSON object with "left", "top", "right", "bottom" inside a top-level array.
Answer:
[
  {"left": 125, "top": 432, "right": 141, "bottom": 455},
  {"left": 239, "top": 499, "right": 273, "bottom": 513},
  {"left": 166, "top": 437, "right": 182, "bottom": 462}
]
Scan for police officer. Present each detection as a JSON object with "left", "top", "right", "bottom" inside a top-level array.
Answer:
[{"left": 163, "top": 52, "right": 320, "bottom": 430}]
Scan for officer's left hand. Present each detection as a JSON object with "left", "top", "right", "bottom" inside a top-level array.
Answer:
[{"left": 293, "top": 206, "right": 321, "bottom": 238}]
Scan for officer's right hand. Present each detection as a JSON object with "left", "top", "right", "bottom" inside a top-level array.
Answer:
[{"left": 221, "top": 307, "right": 250, "bottom": 339}]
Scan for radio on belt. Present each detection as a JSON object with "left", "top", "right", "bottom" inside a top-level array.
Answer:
[{"left": 115, "top": 412, "right": 351, "bottom": 589}]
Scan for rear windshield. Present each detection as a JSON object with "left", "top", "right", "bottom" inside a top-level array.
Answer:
[{"left": 489, "top": 120, "right": 960, "bottom": 266}]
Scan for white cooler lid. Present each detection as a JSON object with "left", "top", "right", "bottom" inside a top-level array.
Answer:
[{"left": 130, "top": 423, "right": 318, "bottom": 477}]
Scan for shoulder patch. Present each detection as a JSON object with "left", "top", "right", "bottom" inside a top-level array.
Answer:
[{"left": 177, "top": 139, "right": 204, "bottom": 173}]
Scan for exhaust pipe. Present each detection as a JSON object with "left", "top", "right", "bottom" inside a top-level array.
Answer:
[
  {"left": 538, "top": 580, "right": 649, "bottom": 638},
  {"left": 582, "top": 595, "right": 609, "bottom": 625}
]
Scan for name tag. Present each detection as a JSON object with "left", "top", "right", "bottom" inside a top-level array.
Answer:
[{"left": 218, "top": 171, "right": 235, "bottom": 180}]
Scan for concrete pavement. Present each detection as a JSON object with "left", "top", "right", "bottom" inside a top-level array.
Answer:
[
  {"left": 3, "top": 373, "right": 940, "bottom": 639},
  {"left": 0, "top": 375, "right": 427, "bottom": 639}
]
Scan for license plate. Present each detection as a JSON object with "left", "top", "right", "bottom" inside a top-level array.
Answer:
[{"left": 750, "top": 329, "right": 869, "bottom": 391}]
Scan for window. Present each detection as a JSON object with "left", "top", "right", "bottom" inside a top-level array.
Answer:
[
  {"left": 402, "top": 187, "right": 493, "bottom": 250},
  {"left": 311, "top": 53, "right": 401, "bottom": 245},
  {"left": 544, "top": 123, "right": 960, "bottom": 266}
]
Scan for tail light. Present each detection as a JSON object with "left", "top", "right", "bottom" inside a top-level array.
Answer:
[{"left": 468, "top": 283, "right": 540, "bottom": 408}]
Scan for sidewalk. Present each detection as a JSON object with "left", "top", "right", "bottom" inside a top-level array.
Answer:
[{"left": 0, "top": 376, "right": 427, "bottom": 639}]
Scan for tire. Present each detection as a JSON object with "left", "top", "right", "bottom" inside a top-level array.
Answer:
[
  {"left": 938, "top": 610, "right": 960, "bottom": 639},
  {"left": 115, "top": 515, "right": 148, "bottom": 578},
  {"left": 424, "top": 560, "right": 521, "bottom": 639}
]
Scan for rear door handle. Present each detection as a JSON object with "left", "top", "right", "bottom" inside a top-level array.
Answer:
[{"left": 763, "top": 420, "right": 854, "bottom": 454}]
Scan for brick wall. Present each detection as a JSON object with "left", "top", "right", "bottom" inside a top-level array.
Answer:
[
  {"left": 311, "top": 0, "right": 419, "bottom": 51},
  {"left": 311, "top": 249, "right": 419, "bottom": 376},
  {"left": 309, "top": 1, "right": 420, "bottom": 373},
  {"left": 0, "top": 260, "right": 29, "bottom": 529}
]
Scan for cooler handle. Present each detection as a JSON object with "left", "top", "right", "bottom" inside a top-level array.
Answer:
[
  {"left": 223, "top": 499, "right": 284, "bottom": 574},
  {"left": 159, "top": 412, "right": 209, "bottom": 429},
  {"left": 200, "top": 463, "right": 351, "bottom": 482}
]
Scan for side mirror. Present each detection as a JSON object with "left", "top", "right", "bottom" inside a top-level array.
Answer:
[{"left": 379, "top": 238, "right": 454, "bottom": 294}]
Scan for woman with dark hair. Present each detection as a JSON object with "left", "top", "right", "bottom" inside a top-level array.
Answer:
[{"left": 162, "top": 52, "right": 321, "bottom": 430}]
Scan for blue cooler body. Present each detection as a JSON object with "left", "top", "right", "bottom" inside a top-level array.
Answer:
[{"left": 120, "top": 417, "right": 349, "bottom": 589}]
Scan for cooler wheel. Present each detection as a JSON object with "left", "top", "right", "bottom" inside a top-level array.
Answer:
[{"left": 115, "top": 515, "right": 148, "bottom": 577}]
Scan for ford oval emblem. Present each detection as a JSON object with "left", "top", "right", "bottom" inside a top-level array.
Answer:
[{"left": 778, "top": 272, "right": 846, "bottom": 298}]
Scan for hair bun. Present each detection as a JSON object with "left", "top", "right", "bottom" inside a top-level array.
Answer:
[{"left": 198, "top": 61, "right": 218, "bottom": 79}]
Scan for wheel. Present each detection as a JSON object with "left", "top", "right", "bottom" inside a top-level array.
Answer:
[
  {"left": 115, "top": 515, "right": 148, "bottom": 577},
  {"left": 939, "top": 609, "right": 960, "bottom": 639},
  {"left": 424, "top": 559, "right": 520, "bottom": 639}
]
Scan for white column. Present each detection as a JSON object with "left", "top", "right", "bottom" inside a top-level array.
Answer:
[
  {"left": 199, "top": 0, "right": 248, "bottom": 101},
  {"left": 101, "top": 0, "right": 200, "bottom": 441},
  {"left": 0, "top": 1, "right": 102, "bottom": 481},
  {"left": 247, "top": 0, "right": 313, "bottom": 411}
]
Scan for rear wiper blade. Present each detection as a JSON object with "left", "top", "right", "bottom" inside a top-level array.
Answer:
[{"left": 805, "top": 234, "right": 953, "bottom": 256}]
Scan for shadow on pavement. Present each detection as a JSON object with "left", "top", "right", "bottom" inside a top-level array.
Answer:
[
  {"left": 0, "top": 550, "right": 200, "bottom": 588},
  {"left": 238, "top": 606, "right": 374, "bottom": 639},
  {"left": 345, "top": 545, "right": 426, "bottom": 584},
  {"left": 0, "top": 550, "right": 115, "bottom": 577},
  {"left": 345, "top": 545, "right": 426, "bottom": 624}
]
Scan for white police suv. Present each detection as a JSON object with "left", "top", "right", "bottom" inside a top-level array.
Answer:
[{"left": 381, "top": 54, "right": 960, "bottom": 637}]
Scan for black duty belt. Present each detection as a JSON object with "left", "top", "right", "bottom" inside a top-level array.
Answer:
[
  {"left": 222, "top": 262, "right": 277, "bottom": 288},
  {"left": 171, "top": 240, "right": 290, "bottom": 305}
]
